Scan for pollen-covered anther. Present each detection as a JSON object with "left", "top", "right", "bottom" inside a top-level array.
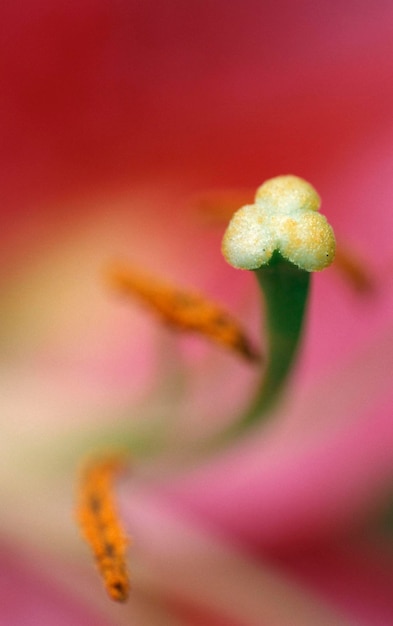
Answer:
[
  {"left": 334, "top": 245, "right": 375, "bottom": 293},
  {"left": 222, "top": 175, "right": 336, "bottom": 272},
  {"left": 106, "top": 262, "right": 261, "bottom": 363},
  {"left": 76, "top": 454, "right": 131, "bottom": 603},
  {"left": 193, "top": 188, "right": 254, "bottom": 223}
]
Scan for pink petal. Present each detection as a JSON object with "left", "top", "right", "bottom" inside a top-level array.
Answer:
[
  {"left": 0, "top": 543, "right": 116, "bottom": 626},
  {"left": 165, "top": 323, "right": 393, "bottom": 546},
  {"left": 120, "top": 488, "right": 352, "bottom": 626}
]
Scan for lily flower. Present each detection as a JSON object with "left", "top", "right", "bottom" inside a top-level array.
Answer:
[{"left": 2, "top": 1, "right": 393, "bottom": 625}]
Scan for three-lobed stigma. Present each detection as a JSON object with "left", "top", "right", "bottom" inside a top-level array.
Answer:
[{"left": 222, "top": 175, "right": 336, "bottom": 272}]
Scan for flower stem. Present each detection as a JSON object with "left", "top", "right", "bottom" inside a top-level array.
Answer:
[
  {"left": 221, "top": 252, "right": 310, "bottom": 442},
  {"left": 248, "top": 254, "right": 309, "bottom": 417}
]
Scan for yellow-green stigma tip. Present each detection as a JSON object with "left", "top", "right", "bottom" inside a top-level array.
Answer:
[{"left": 222, "top": 175, "right": 336, "bottom": 272}]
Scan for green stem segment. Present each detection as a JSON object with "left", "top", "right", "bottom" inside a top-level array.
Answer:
[{"left": 225, "top": 252, "right": 310, "bottom": 439}]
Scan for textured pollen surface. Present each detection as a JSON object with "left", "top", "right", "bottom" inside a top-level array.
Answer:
[{"left": 222, "top": 175, "right": 336, "bottom": 271}]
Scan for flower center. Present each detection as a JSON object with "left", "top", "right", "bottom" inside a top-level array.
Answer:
[{"left": 76, "top": 174, "right": 339, "bottom": 600}]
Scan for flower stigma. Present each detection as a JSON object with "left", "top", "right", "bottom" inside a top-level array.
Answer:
[
  {"left": 220, "top": 175, "right": 337, "bottom": 434},
  {"left": 222, "top": 175, "right": 336, "bottom": 272}
]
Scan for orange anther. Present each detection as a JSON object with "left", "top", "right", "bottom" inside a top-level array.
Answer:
[
  {"left": 334, "top": 245, "right": 375, "bottom": 294},
  {"left": 193, "top": 188, "right": 254, "bottom": 224},
  {"left": 106, "top": 262, "right": 260, "bottom": 363},
  {"left": 76, "top": 455, "right": 130, "bottom": 602}
]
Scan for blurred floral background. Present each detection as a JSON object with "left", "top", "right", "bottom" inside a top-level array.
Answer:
[{"left": 2, "top": 1, "right": 393, "bottom": 624}]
